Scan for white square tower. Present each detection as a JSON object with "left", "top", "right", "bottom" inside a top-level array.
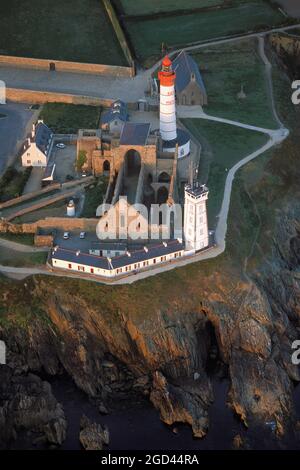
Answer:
[{"left": 184, "top": 182, "right": 209, "bottom": 252}]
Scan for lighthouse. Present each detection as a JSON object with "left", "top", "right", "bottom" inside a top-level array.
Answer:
[
  {"left": 158, "top": 56, "right": 190, "bottom": 158},
  {"left": 158, "top": 55, "right": 177, "bottom": 142},
  {"left": 184, "top": 182, "right": 209, "bottom": 252}
]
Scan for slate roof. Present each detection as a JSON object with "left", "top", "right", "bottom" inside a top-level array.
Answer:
[
  {"left": 173, "top": 50, "right": 206, "bottom": 94},
  {"left": 100, "top": 100, "right": 128, "bottom": 125},
  {"left": 51, "top": 240, "right": 184, "bottom": 272},
  {"left": 120, "top": 122, "right": 151, "bottom": 146},
  {"left": 35, "top": 122, "right": 53, "bottom": 154}
]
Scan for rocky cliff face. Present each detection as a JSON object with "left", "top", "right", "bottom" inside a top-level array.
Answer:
[{"left": 1, "top": 200, "right": 300, "bottom": 447}]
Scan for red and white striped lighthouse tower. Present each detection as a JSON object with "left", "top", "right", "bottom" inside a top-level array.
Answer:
[{"left": 158, "top": 55, "right": 177, "bottom": 142}]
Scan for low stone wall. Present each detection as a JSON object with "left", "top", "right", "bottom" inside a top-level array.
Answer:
[
  {"left": 0, "top": 183, "right": 61, "bottom": 211},
  {"left": 34, "top": 234, "right": 54, "bottom": 247},
  {"left": 0, "top": 217, "right": 99, "bottom": 235},
  {"left": 6, "top": 88, "right": 114, "bottom": 107},
  {"left": 0, "top": 54, "right": 133, "bottom": 77},
  {"left": 102, "top": 0, "right": 135, "bottom": 74}
]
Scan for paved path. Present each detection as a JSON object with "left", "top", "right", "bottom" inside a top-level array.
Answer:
[
  {"left": 0, "top": 103, "right": 37, "bottom": 176},
  {"left": 0, "top": 24, "right": 299, "bottom": 105},
  {"left": 0, "top": 22, "right": 291, "bottom": 283}
]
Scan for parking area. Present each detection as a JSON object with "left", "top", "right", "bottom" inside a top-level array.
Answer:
[
  {"left": 52, "top": 143, "right": 77, "bottom": 183},
  {"left": 0, "top": 102, "right": 36, "bottom": 175},
  {"left": 54, "top": 230, "right": 99, "bottom": 252}
]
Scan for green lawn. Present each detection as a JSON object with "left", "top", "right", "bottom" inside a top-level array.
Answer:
[
  {"left": 40, "top": 103, "right": 101, "bottom": 134},
  {"left": 124, "top": 2, "right": 285, "bottom": 65},
  {"left": 182, "top": 119, "right": 268, "bottom": 228},
  {"left": 193, "top": 39, "right": 278, "bottom": 128},
  {"left": 81, "top": 177, "right": 109, "bottom": 218},
  {"left": 0, "top": 0, "right": 127, "bottom": 66},
  {"left": 0, "top": 233, "right": 34, "bottom": 246},
  {"left": 0, "top": 248, "right": 47, "bottom": 267},
  {"left": 0, "top": 167, "right": 32, "bottom": 203}
]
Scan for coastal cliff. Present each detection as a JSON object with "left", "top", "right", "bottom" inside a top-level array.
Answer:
[{"left": 0, "top": 196, "right": 299, "bottom": 446}]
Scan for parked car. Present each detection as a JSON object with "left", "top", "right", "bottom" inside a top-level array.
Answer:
[
  {"left": 63, "top": 232, "right": 70, "bottom": 240},
  {"left": 79, "top": 232, "right": 86, "bottom": 239},
  {"left": 56, "top": 143, "right": 66, "bottom": 149}
]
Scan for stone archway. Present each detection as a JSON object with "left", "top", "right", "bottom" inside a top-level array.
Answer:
[
  {"left": 157, "top": 186, "right": 169, "bottom": 205},
  {"left": 103, "top": 160, "right": 110, "bottom": 173},
  {"left": 124, "top": 149, "right": 141, "bottom": 176},
  {"left": 158, "top": 171, "right": 171, "bottom": 183}
]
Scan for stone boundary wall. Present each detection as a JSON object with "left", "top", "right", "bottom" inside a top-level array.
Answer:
[
  {"left": 103, "top": 0, "right": 135, "bottom": 75},
  {"left": 0, "top": 177, "right": 94, "bottom": 211},
  {"left": 6, "top": 192, "right": 75, "bottom": 222},
  {"left": 0, "top": 54, "right": 133, "bottom": 77},
  {"left": 0, "top": 217, "right": 99, "bottom": 235},
  {"left": 6, "top": 88, "right": 114, "bottom": 107},
  {"left": 34, "top": 234, "right": 54, "bottom": 247},
  {"left": 0, "top": 184, "right": 61, "bottom": 210}
]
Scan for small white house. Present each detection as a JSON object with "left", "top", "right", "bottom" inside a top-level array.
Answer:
[{"left": 21, "top": 121, "right": 54, "bottom": 168}]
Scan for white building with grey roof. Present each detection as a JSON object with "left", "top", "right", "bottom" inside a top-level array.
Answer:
[{"left": 21, "top": 120, "right": 54, "bottom": 168}]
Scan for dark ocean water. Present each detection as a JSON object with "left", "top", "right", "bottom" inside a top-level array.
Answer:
[{"left": 12, "top": 374, "right": 300, "bottom": 450}]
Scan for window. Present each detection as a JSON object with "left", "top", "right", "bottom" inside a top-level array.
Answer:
[
  {"left": 90, "top": 268, "right": 94, "bottom": 274},
  {"left": 120, "top": 215, "right": 125, "bottom": 227},
  {"left": 153, "top": 259, "right": 156, "bottom": 264},
  {"left": 78, "top": 266, "right": 85, "bottom": 272},
  {"left": 27, "top": 160, "right": 31, "bottom": 165},
  {"left": 68, "top": 263, "right": 72, "bottom": 269}
]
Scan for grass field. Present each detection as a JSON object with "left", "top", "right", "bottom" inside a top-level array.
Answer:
[
  {"left": 0, "top": 0, "right": 127, "bottom": 65},
  {"left": 81, "top": 177, "right": 108, "bottom": 218},
  {"left": 0, "top": 233, "right": 34, "bottom": 246},
  {"left": 193, "top": 39, "right": 278, "bottom": 128},
  {"left": 124, "top": 2, "right": 285, "bottom": 64},
  {"left": 0, "top": 248, "right": 47, "bottom": 267},
  {"left": 40, "top": 103, "right": 101, "bottom": 134},
  {"left": 182, "top": 119, "right": 268, "bottom": 228}
]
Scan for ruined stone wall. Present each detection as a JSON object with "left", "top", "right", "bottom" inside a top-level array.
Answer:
[
  {"left": 6, "top": 88, "right": 113, "bottom": 107},
  {"left": 0, "top": 55, "right": 133, "bottom": 77}
]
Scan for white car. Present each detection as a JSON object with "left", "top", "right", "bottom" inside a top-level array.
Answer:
[
  {"left": 79, "top": 232, "right": 86, "bottom": 239},
  {"left": 56, "top": 143, "right": 66, "bottom": 149},
  {"left": 63, "top": 232, "right": 70, "bottom": 240}
]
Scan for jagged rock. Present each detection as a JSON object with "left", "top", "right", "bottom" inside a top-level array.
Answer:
[
  {"left": 150, "top": 371, "right": 212, "bottom": 438},
  {"left": 0, "top": 367, "right": 67, "bottom": 447},
  {"left": 232, "top": 434, "right": 244, "bottom": 449},
  {"left": 79, "top": 415, "right": 109, "bottom": 450}
]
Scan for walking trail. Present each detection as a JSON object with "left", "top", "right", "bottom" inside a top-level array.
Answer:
[{"left": 0, "top": 37, "right": 290, "bottom": 283}]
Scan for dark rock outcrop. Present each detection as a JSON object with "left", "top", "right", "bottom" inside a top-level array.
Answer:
[
  {"left": 79, "top": 415, "right": 109, "bottom": 450},
  {"left": 0, "top": 366, "right": 67, "bottom": 448}
]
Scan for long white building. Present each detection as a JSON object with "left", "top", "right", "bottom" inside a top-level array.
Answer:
[{"left": 51, "top": 240, "right": 185, "bottom": 279}]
